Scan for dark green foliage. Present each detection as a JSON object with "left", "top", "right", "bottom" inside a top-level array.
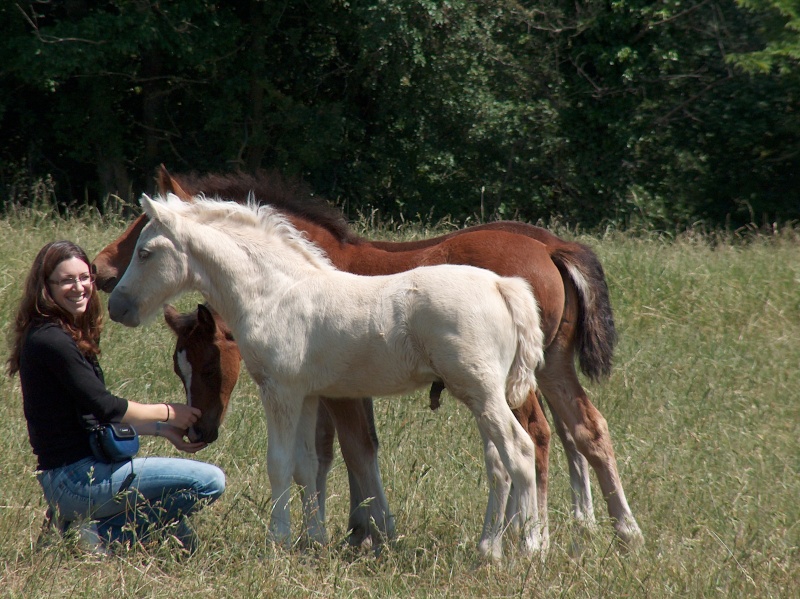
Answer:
[{"left": 1, "top": 1, "right": 798, "bottom": 228}]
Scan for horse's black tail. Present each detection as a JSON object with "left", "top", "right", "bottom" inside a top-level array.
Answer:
[{"left": 549, "top": 242, "right": 617, "bottom": 381}]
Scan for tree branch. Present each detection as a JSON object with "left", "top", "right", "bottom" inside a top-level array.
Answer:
[{"left": 15, "top": 2, "right": 106, "bottom": 45}]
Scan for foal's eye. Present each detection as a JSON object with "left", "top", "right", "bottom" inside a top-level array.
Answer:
[{"left": 138, "top": 248, "right": 151, "bottom": 261}]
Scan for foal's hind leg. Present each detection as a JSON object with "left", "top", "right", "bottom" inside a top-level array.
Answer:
[
  {"left": 468, "top": 393, "right": 543, "bottom": 559},
  {"left": 538, "top": 363, "right": 643, "bottom": 549},
  {"left": 477, "top": 434, "right": 512, "bottom": 562},
  {"left": 547, "top": 403, "right": 595, "bottom": 527}
]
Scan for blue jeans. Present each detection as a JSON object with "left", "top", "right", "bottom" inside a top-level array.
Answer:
[{"left": 37, "top": 456, "right": 225, "bottom": 546}]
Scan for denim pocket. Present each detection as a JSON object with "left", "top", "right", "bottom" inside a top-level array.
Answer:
[{"left": 37, "top": 457, "right": 101, "bottom": 521}]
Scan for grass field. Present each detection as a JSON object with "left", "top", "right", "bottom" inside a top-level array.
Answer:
[{"left": 0, "top": 208, "right": 797, "bottom": 597}]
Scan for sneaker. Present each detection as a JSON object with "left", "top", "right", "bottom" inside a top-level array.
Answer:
[
  {"left": 72, "top": 520, "right": 109, "bottom": 557},
  {"left": 36, "top": 508, "right": 108, "bottom": 557}
]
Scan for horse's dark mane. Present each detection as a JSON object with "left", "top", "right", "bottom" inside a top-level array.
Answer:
[
  {"left": 171, "top": 303, "right": 235, "bottom": 341},
  {"left": 169, "top": 306, "right": 201, "bottom": 336},
  {"left": 171, "top": 170, "right": 362, "bottom": 245}
]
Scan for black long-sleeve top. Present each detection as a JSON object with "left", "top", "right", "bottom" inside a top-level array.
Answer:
[{"left": 20, "top": 321, "right": 128, "bottom": 470}]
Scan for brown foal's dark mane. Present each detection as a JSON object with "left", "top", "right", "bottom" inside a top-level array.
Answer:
[
  {"left": 171, "top": 170, "right": 362, "bottom": 245},
  {"left": 169, "top": 302, "right": 235, "bottom": 342}
]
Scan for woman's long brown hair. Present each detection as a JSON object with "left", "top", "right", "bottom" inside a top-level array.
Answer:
[{"left": 6, "top": 240, "right": 104, "bottom": 376}]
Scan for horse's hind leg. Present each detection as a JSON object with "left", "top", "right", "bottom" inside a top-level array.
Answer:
[
  {"left": 547, "top": 403, "right": 595, "bottom": 527},
  {"left": 538, "top": 364, "right": 643, "bottom": 549},
  {"left": 510, "top": 389, "right": 551, "bottom": 549}
]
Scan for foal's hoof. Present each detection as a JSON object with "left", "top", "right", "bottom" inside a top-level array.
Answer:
[
  {"left": 472, "top": 550, "right": 504, "bottom": 571},
  {"left": 615, "top": 518, "right": 645, "bottom": 553},
  {"left": 345, "top": 514, "right": 395, "bottom": 553},
  {"left": 475, "top": 540, "right": 503, "bottom": 567},
  {"left": 512, "top": 519, "right": 548, "bottom": 558}
]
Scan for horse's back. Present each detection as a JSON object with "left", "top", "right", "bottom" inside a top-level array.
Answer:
[
  {"left": 400, "top": 264, "right": 527, "bottom": 323},
  {"left": 388, "top": 265, "right": 541, "bottom": 398},
  {"left": 361, "top": 229, "right": 565, "bottom": 347},
  {"left": 330, "top": 264, "right": 522, "bottom": 364}
]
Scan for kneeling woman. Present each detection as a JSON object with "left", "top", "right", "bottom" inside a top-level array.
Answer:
[{"left": 7, "top": 240, "right": 225, "bottom": 554}]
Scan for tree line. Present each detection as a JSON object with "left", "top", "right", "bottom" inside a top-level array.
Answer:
[{"left": 1, "top": 0, "right": 798, "bottom": 230}]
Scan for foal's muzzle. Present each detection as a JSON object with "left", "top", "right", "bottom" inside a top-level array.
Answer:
[
  {"left": 188, "top": 423, "right": 219, "bottom": 444},
  {"left": 107, "top": 290, "right": 141, "bottom": 327}
]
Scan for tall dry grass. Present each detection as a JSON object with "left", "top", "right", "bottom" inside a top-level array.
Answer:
[{"left": 0, "top": 207, "right": 797, "bottom": 597}]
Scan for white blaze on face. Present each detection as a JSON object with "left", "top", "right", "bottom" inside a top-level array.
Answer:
[{"left": 176, "top": 349, "right": 193, "bottom": 407}]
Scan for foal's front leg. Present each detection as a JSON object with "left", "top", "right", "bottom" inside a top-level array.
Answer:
[
  {"left": 293, "top": 396, "right": 327, "bottom": 545},
  {"left": 262, "top": 389, "right": 305, "bottom": 546},
  {"left": 548, "top": 404, "right": 595, "bottom": 528},
  {"left": 315, "top": 401, "right": 336, "bottom": 527}
]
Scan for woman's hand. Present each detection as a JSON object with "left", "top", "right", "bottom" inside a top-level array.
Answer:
[
  {"left": 123, "top": 401, "right": 202, "bottom": 432},
  {"left": 158, "top": 423, "right": 208, "bottom": 454},
  {"left": 163, "top": 402, "right": 201, "bottom": 430}
]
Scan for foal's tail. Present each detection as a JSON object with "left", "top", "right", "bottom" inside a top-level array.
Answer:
[
  {"left": 549, "top": 242, "right": 618, "bottom": 381},
  {"left": 496, "top": 278, "right": 546, "bottom": 410}
]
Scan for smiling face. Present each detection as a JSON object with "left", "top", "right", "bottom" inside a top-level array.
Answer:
[{"left": 48, "top": 256, "right": 95, "bottom": 318}]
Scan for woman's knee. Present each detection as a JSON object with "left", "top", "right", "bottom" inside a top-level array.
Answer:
[{"left": 201, "top": 463, "right": 226, "bottom": 502}]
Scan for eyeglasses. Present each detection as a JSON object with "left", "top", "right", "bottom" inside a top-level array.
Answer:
[{"left": 48, "top": 273, "right": 95, "bottom": 289}]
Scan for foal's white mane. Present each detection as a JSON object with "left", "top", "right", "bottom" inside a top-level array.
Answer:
[{"left": 152, "top": 193, "right": 334, "bottom": 269}]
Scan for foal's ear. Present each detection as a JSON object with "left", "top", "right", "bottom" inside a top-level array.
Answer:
[
  {"left": 163, "top": 304, "right": 181, "bottom": 334},
  {"left": 140, "top": 194, "right": 181, "bottom": 231},
  {"left": 197, "top": 303, "right": 217, "bottom": 333}
]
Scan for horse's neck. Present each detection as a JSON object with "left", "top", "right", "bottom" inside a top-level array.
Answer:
[
  {"left": 342, "top": 243, "right": 427, "bottom": 275},
  {"left": 286, "top": 215, "right": 426, "bottom": 276},
  {"left": 188, "top": 231, "right": 319, "bottom": 329},
  {"left": 119, "top": 214, "right": 150, "bottom": 255}
]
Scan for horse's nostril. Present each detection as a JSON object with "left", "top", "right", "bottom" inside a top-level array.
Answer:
[
  {"left": 187, "top": 426, "right": 203, "bottom": 444},
  {"left": 99, "top": 277, "right": 118, "bottom": 293}
]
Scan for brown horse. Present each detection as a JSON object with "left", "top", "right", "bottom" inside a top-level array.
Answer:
[
  {"left": 162, "top": 303, "right": 241, "bottom": 445},
  {"left": 92, "top": 167, "right": 643, "bottom": 550}
]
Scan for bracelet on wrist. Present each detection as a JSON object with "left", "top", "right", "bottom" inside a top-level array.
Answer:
[{"left": 162, "top": 403, "right": 170, "bottom": 422}]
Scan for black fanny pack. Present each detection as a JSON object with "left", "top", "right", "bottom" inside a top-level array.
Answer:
[{"left": 89, "top": 423, "right": 140, "bottom": 463}]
